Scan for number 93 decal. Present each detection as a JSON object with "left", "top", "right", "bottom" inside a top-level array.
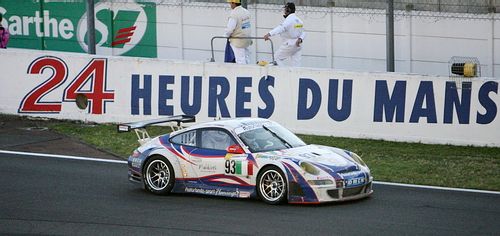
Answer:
[
  {"left": 224, "top": 159, "right": 253, "bottom": 176},
  {"left": 18, "top": 56, "right": 114, "bottom": 114}
]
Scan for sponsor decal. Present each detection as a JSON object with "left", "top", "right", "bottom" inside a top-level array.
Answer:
[
  {"left": 339, "top": 171, "right": 366, "bottom": 187},
  {"left": 76, "top": 1, "right": 154, "bottom": 56},
  {"left": 130, "top": 157, "right": 142, "bottom": 168},
  {"left": 234, "top": 120, "right": 272, "bottom": 134},
  {"left": 184, "top": 187, "right": 240, "bottom": 198},
  {"left": 255, "top": 154, "right": 281, "bottom": 160},
  {"left": 224, "top": 159, "right": 253, "bottom": 176},
  {"left": 344, "top": 177, "right": 366, "bottom": 187},
  {"left": 0, "top": 1, "right": 156, "bottom": 57},
  {"left": 338, "top": 171, "right": 364, "bottom": 179},
  {"left": 225, "top": 153, "right": 247, "bottom": 160},
  {"left": 198, "top": 163, "right": 217, "bottom": 173}
]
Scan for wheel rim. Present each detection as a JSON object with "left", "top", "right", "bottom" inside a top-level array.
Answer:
[
  {"left": 145, "top": 160, "right": 170, "bottom": 191},
  {"left": 259, "top": 169, "right": 285, "bottom": 202}
]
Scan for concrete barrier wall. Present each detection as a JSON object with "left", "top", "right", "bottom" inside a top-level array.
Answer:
[{"left": 1, "top": 49, "right": 499, "bottom": 146}]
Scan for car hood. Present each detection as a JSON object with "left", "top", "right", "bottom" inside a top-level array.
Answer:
[{"left": 257, "top": 144, "right": 361, "bottom": 173}]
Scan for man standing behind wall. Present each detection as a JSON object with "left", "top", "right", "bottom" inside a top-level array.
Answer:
[
  {"left": 264, "top": 2, "right": 305, "bottom": 66},
  {"left": 224, "top": 0, "right": 252, "bottom": 64}
]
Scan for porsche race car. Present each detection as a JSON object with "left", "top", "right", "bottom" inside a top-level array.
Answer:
[{"left": 119, "top": 116, "right": 373, "bottom": 204}]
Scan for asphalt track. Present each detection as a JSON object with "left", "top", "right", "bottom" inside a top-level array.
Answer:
[{"left": 1, "top": 152, "right": 499, "bottom": 236}]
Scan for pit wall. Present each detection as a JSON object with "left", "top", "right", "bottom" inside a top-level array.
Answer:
[{"left": 1, "top": 49, "right": 499, "bottom": 147}]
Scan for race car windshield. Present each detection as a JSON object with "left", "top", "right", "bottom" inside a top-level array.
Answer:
[{"left": 238, "top": 124, "right": 306, "bottom": 153}]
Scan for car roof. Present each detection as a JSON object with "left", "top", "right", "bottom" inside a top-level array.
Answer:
[{"left": 172, "top": 117, "right": 274, "bottom": 136}]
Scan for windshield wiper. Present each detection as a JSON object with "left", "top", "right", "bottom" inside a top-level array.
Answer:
[{"left": 262, "top": 125, "right": 292, "bottom": 149}]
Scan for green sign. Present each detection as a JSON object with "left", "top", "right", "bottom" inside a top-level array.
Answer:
[{"left": 0, "top": 0, "right": 157, "bottom": 57}]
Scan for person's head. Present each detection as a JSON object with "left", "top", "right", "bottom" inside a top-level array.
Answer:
[
  {"left": 227, "top": 0, "right": 241, "bottom": 9},
  {"left": 283, "top": 2, "right": 295, "bottom": 18}
]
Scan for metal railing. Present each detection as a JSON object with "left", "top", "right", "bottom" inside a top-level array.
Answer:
[{"left": 210, "top": 36, "right": 277, "bottom": 65}]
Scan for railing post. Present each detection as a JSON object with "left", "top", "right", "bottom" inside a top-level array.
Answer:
[
  {"left": 386, "top": 0, "right": 395, "bottom": 72},
  {"left": 86, "top": 0, "right": 96, "bottom": 55}
]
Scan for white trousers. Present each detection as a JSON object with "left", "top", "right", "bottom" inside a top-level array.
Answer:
[
  {"left": 230, "top": 44, "right": 250, "bottom": 64},
  {"left": 275, "top": 39, "right": 302, "bottom": 67}
]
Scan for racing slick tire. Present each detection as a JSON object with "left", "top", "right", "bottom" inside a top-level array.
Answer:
[
  {"left": 143, "top": 155, "right": 175, "bottom": 195},
  {"left": 257, "top": 166, "right": 288, "bottom": 205}
]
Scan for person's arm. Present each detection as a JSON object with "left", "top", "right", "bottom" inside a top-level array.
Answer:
[
  {"left": 264, "top": 17, "right": 293, "bottom": 40},
  {"left": 224, "top": 17, "right": 237, "bottom": 38},
  {"left": 296, "top": 31, "right": 305, "bottom": 47}
]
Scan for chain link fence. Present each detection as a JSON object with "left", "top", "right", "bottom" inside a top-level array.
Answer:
[
  {"left": 121, "top": 0, "right": 500, "bottom": 21},
  {"left": 146, "top": 0, "right": 499, "bottom": 13}
]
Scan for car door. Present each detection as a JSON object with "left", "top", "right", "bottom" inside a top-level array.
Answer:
[{"left": 189, "top": 128, "right": 250, "bottom": 188}]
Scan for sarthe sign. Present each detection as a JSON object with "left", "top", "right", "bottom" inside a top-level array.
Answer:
[{"left": 0, "top": 0, "right": 156, "bottom": 57}]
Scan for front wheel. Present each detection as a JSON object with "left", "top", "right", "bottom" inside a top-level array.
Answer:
[
  {"left": 143, "top": 156, "right": 175, "bottom": 195},
  {"left": 257, "top": 166, "right": 287, "bottom": 205}
]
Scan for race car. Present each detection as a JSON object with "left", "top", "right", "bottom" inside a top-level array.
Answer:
[{"left": 119, "top": 116, "right": 373, "bottom": 204}]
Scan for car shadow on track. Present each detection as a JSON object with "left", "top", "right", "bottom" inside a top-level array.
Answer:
[{"left": 127, "top": 187, "right": 374, "bottom": 207}]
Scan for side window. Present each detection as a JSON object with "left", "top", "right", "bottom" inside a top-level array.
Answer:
[
  {"left": 200, "top": 129, "right": 236, "bottom": 151},
  {"left": 170, "top": 130, "right": 197, "bottom": 146}
]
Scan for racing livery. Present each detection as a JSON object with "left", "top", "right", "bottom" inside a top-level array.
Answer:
[{"left": 120, "top": 116, "right": 373, "bottom": 204}]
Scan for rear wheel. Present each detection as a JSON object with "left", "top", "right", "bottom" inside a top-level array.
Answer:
[
  {"left": 143, "top": 156, "right": 175, "bottom": 195},
  {"left": 257, "top": 166, "right": 287, "bottom": 205}
]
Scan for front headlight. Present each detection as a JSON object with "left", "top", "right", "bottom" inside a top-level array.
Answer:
[
  {"left": 300, "top": 161, "right": 320, "bottom": 175},
  {"left": 350, "top": 152, "right": 367, "bottom": 167}
]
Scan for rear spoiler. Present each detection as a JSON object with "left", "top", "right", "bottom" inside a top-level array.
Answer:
[{"left": 117, "top": 115, "right": 195, "bottom": 145}]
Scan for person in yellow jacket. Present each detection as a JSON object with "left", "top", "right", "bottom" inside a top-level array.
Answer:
[
  {"left": 264, "top": 2, "right": 305, "bottom": 66},
  {"left": 224, "top": 0, "right": 252, "bottom": 64}
]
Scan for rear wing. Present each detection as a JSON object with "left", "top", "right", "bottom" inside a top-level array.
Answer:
[{"left": 117, "top": 115, "right": 195, "bottom": 145}]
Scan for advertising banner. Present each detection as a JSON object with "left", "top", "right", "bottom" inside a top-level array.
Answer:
[
  {"left": 0, "top": 49, "right": 499, "bottom": 147},
  {"left": 0, "top": 0, "right": 156, "bottom": 57}
]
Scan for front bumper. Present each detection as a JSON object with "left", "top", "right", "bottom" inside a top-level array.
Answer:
[
  {"left": 289, "top": 178, "right": 374, "bottom": 204},
  {"left": 322, "top": 181, "right": 373, "bottom": 202}
]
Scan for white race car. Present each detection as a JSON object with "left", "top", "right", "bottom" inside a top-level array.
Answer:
[{"left": 120, "top": 116, "right": 373, "bottom": 204}]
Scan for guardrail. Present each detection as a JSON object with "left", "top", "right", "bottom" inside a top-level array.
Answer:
[{"left": 210, "top": 36, "right": 277, "bottom": 65}]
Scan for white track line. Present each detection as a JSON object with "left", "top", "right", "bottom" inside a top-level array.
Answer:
[
  {"left": 0, "top": 150, "right": 127, "bottom": 164},
  {"left": 373, "top": 181, "right": 500, "bottom": 195},
  {"left": 1, "top": 149, "right": 499, "bottom": 195}
]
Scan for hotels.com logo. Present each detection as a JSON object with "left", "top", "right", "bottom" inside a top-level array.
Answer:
[{"left": 76, "top": 2, "right": 147, "bottom": 55}]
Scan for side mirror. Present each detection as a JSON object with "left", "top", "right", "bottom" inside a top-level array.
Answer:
[{"left": 226, "top": 144, "right": 245, "bottom": 154}]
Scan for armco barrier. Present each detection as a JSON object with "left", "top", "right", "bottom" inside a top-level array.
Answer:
[{"left": 1, "top": 49, "right": 499, "bottom": 147}]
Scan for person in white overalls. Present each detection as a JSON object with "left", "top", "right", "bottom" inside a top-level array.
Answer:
[
  {"left": 264, "top": 2, "right": 305, "bottom": 67},
  {"left": 224, "top": 0, "right": 252, "bottom": 64}
]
